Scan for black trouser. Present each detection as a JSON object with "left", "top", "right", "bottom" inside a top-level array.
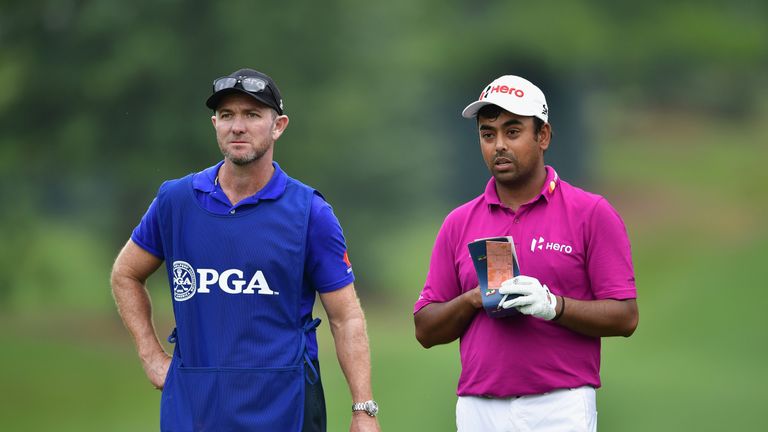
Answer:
[{"left": 303, "top": 360, "right": 327, "bottom": 432}]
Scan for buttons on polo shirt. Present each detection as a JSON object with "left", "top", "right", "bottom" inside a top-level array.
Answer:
[
  {"left": 514, "top": 218, "right": 520, "bottom": 224},
  {"left": 230, "top": 209, "right": 236, "bottom": 215}
]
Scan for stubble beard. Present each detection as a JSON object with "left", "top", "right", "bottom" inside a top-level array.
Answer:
[
  {"left": 491, "top": 155, "right": 538, "bottom": 190},
  {"left": 221, "top": 142, "right": 271, "bottom": 166}
]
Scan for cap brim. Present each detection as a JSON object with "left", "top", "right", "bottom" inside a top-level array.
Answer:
[
  {"left": 461, "top": 101, "right": 493, "bottom": 118},
  {"left": 205, "top": 88, "right": 279, "bottom": 113},
  {"left": 461, "top": 100, "right": 545, "bottom": 121}
]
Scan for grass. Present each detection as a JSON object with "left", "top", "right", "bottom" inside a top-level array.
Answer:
[
  {"left": 3, "top": 236, "right": 765, "bottom": 431},
  {"left": 0, "top": 317, "right": 160, "bottom": 431}
]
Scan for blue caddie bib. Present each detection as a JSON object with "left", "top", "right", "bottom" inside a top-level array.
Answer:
[{"left": 155, "top": 173, "right": 318, "bottom": 432}]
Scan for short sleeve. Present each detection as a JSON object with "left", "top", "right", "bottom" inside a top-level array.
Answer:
[
  {"left": 413, "top": 216, "right": 462, "bottom": 314},
  {"left": 130, "top": 197, "right": 164, "bottom": 259},
  {"left": 586, "top": 198, "right": 636, "bottom": 300},
  {"left": 305, "top": 193, "right": 354, "bottom": 293}
]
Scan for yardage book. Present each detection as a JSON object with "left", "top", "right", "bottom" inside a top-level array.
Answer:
[{"left": 467, "top": 236, "right": 521, "bottom": 318}]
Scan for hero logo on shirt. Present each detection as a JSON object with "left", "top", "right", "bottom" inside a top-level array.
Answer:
[
  {"left": 530, "top": 236, "right": 573, "bottom": 254},
  {"left": 172, "top": 261, "right": 276, "bottom": 302}
]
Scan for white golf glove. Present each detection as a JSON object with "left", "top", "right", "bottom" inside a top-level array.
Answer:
[{"left": 499, "top": 276, "right": 558, "bottom": 320}]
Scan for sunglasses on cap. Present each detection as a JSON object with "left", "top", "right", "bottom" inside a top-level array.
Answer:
[
  {"left": 213, "top": 76, "right": 268, "bottom": 93},
  {"left": 207, "top": 71, "right": 283, "bottom": 113}
]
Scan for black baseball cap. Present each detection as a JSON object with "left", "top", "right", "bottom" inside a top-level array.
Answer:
[{"left": 205, "top": 68, "right": 284, "bottom": 114}]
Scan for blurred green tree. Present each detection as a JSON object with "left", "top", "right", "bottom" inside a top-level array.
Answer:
[{"left": 0, "top": 0, "right": 765, "bottom": 307}]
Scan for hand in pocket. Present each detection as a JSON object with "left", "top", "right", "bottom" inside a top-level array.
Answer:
[{"left": 142, "top": 351, "right": 172, "bottom": 390}]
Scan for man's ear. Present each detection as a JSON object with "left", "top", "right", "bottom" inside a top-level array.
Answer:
[
  {"left": 537, "top": 122, "right": 551, "bottom": 152},
  {"left": 271, "top": 115, "right": 290, "bottom": 141}
]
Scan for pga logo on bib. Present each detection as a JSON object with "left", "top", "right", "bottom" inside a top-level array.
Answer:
[{"left": 172, "top": 260, "right": 275, "bottom": 301}]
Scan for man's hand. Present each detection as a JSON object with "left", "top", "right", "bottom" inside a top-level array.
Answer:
[
  {"left": 499, "top": 276, "right": 557, "bottom": 320},
  {"left": 141, "top": 351, "right": 172, "bottom": 390},
  {"left": 351, "top": 412, "right": 381, "bottom": 432}
]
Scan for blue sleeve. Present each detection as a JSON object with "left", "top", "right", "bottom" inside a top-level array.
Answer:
[
  {"left": 130, "top": 197, "right": 164, "bottom": 259},
  {"left": 305, "top": 193, "right": 355, "bottom": 293}
]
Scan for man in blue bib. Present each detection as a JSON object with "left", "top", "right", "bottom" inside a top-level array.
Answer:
[{"left": 111, "top": 68, "right": 380, "bottom": 432}]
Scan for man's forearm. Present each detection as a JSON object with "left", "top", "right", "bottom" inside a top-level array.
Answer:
[
  {"left": 329, "top": 312, "right": 374, "bottom": 402},
  {"left": 110, "top": 241, "right": 170, "bottom": 388},
  {"left": 414, "top": 288, "right": 481, "bottom": 348},
  {"left": 319, "top": 285, "right": 380, "bottom": 431},
  {"left": 556, "top": 297, "right": 638, "bottom": 337},
  {"left": 111, "top": 273, "right": 166, "bottom": 361}
]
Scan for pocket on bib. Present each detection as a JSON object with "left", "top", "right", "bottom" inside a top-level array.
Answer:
[
  {"left": 161, "top": 355, "right": 195, "bottom": 432},
  {"left": 218, "top": 366, "right": 304, "bottom": 430},
  {"left": 176, "top": 365, "right": 305, "bottom": 431},
  {"left": 176, "top": 367, "right": 220, "bottom": 431}
]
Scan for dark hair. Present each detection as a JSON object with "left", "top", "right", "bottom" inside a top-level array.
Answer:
[{"left": 476, "top": 104, "right": 546, "bottom": 136}]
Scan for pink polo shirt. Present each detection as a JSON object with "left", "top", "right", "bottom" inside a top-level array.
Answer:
[{"left": 414, "top": 166, "right": 636, "bottom": 397}]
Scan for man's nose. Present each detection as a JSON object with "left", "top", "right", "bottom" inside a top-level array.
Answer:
[
  {"left": 494, "top": 136, "right": 507, "bottom": 152},
  {"left": 232, "top": 115, "right": 246, "bottom": 133}
]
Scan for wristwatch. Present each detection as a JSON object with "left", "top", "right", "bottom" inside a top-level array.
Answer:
[{"left": 352, "top": 400, "right": 379, "bottom": 417}]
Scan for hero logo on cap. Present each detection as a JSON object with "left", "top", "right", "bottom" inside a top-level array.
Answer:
[
  {"left": 480, "top": 85, "right": 525, "bottom": 100},
  {"left": 462, "top": 75, "right": 549, "bottom": 123}
]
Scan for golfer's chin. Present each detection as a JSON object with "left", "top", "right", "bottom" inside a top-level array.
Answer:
[
  {"left": 229, "top": 156, "right": 257, "bottom": 166},
  {"left": 490, "top": 167, "right": 520, "bottom": 184},
  {"left": 224, "top": 150, "right": 262, "bottom": 166}
]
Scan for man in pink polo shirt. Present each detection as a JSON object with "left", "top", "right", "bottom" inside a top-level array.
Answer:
[{"left": 414, "top": 75, "right": 638, "bottom": 431}]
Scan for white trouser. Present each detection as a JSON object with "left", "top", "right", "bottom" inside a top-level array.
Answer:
[{"left": 456, "top": 386, "right": 597, "bottom": 432}]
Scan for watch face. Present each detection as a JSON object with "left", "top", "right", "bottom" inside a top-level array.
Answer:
[{"left": 366, "top": 400, "right": 379, "bottom": 416}]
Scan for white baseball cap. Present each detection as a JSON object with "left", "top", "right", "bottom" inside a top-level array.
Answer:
[{"left": 461, "top": 75, "right": 549, "bottom": 122}]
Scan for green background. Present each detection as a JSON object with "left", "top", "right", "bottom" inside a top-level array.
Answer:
[{"left": 1, "top": 1, "right": 767, "bottom": 430}]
